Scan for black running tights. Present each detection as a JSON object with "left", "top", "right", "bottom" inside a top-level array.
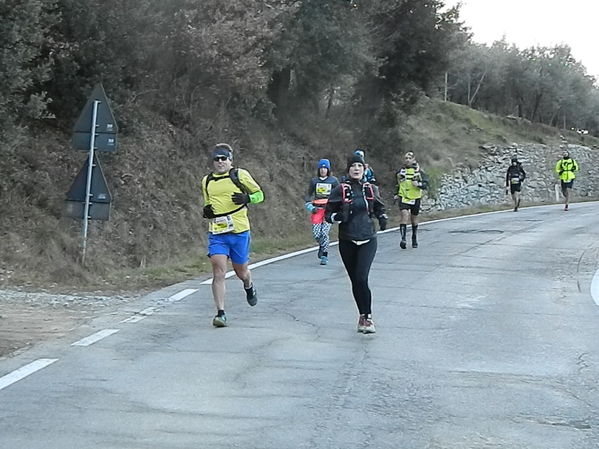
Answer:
[{"left": 338, "top": 239, "right": 377, "bottom": 315}]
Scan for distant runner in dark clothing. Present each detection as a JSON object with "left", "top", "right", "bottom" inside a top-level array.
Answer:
[{"left": 505, "top": 156, "right": 526, "bottom": 212}]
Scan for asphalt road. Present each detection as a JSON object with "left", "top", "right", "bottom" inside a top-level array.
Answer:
[{"left": 1, "top": 202, "right": 599, "bottom": 449}]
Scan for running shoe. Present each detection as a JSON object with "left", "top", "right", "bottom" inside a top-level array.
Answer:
[
  {"left": 400, "top": 239, "right": 407, "bottom": 249},
  {"left": 361, "top": 317, "right": 376, "bottom": 334},
  {"left": 212, "top": 314, "right": 227, "bottom": 327},
  {"left": 564, "top": 204, "right": 569, "bottom": 211},
  {"left": 412, "top": 238, "right": 418, "bottom": 248},
  {"left": 357, "top": 315, "right": 366, "bottom": 333},
  {"left": 245, "top": 284, "right": 258, "bottom": 306},
  {"left": 317, "top": 247, "right": 324, "bottom": 259},
  {"left": 320, "top": 256, "right": 328, "bottom": 265}
]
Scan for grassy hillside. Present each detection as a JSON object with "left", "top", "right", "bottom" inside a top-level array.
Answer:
[
  {"left": 1, "top": 99, "right": 596, "bottom": 292},
  {"left": 400, "top": 98, "right": 596, "bottom": 166}
]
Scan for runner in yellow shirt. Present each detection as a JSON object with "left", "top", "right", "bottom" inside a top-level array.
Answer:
[
  {"left": 554, "top": 148, "right": 579, "bottom": 211},
  {"left": 201, "top": 143, "right": 264, "bottom": 327},
  {"left": 394, "top": 152, "right": 428, "bottom": 249}
]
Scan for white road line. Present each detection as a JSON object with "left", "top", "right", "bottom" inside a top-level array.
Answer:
[
  {"left": 168, "top": 288, "right": 198, "bottom": 302},
  {"left": 138, "top": 307, "right": 156, "bottom": 315},
  {"left": 591, "top": 269, "right": 599, "bottom": 306},
  {"left": 120, "top": 315, "right": 146, "bottom": 324},
  {"left": 198, "top": 210, "right": 503, "bottom": 285},
  {"left": 0, "top": 359, "right": 58, "bottom": 391},
  {"left": 199, "top": 246, "right": 328, "bottom": 285},
  {"left": 71, "top": 329, "right": 119, "bottom": 347},
  {"left": 199, "top": 202, "right": 599, "bottom": 285},
  {"left": 120, "top": 307, "right": 157, "bottom": 323},
  {"left": 119, "top": 289, "right": 197, "bottom": 323}
]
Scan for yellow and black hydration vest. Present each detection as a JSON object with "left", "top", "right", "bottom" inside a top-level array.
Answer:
[
  {"left": 201, "top": 168, "right": 262, "bottom": 234},
  {"left": 340, "top": 181, "right": 375, "bottom": 220},
  {"left": 203, "top": 169, "right": 248, "bottom": 217},
  {"left": 396, "top": 164, "right": 427, "bottom": 201},
  {"left": 555, "top": 158, "right": 579, "bottom": 182}
]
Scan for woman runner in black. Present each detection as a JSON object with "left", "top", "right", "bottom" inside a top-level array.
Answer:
[{"left": 325, "top": 154, "right": 387, "bottom": 333}]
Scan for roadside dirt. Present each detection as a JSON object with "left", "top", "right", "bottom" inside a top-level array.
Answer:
[{"left": 0, "top": 289, "right": 143, "bottom": 359}]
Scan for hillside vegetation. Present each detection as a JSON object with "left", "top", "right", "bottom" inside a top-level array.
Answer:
[
  {"left": 3, "top": 0, "right": 599, "bottom": 292},
  {"left": 2, "top": 98, "right": 595, "bottom": 292}
]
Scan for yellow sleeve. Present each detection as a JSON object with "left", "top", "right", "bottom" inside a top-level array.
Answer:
[
  {"left": 554, "top": 160, "right": 561, "bottom": 174},
  {"left": 201, "top": 175, "right": 210, "bottom": 205},
  {"left": 237, "top": 168, "right": 262, "bottom": 194}
]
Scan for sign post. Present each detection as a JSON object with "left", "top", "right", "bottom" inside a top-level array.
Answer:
[
  {"left": 65, "top": 84, "right": 118, "bottom": 265},
  {"left": 81, "top": 100, "right": 99, "bottom": 264}
]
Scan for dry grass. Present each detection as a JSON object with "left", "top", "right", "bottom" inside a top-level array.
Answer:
[{"left": 2, "top": 98, "right": 598, "bottom": 293}]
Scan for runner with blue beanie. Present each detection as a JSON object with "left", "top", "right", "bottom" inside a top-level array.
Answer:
[
  {"left": 305, "top": 158, "right": 339, "bottom": 265},
  {"left": 354, "top": 149, "right": 376, "bottom": 183}
]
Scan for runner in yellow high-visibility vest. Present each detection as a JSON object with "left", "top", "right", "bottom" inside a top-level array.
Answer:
[
  {"left": 554, "top": 148, "right": 579, "bottom": 211},
  {"left": 394, "top": 152, "right": 428, "bottom": 249}
]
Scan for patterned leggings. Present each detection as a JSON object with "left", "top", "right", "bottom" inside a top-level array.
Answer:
[{"left": 312, "top": 221, "right": 332, "bottom": 253}]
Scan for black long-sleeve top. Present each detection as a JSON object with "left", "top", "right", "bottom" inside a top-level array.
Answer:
[
  {"left": 304, "top": 175, "right": 339, "bottom": 203},
  {"left": 324, "top": 180, "right": 386, "bottom": 241},
  {"left": 505, "top": 164, "right": 526, "bottom": 186}
]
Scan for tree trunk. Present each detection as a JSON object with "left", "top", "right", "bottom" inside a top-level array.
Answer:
[
  {"left": 444, "top": 72, "right": 448, "bottom": 102},
  {"left": 530, "top": 92, "right": 543, "bottom": 122},
  {"left": 468, "top": 70, "right": 486, "bottom": 108},
  {"left": 467, "top": 75, "right": 471, "bottom": 106},
  {"left": 325, "top": 85, "right": 335, "bottom": 118},
  {"left": 267, "top": 67, "right": 291, "bottom": 111}
]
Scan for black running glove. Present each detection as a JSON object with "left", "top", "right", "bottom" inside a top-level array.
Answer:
[
  {"left": 231, "top": 192, "right": 250, "bottom": 205},
  {"left": 378, "top": 215, "right": 388, "bottom": 231},
  {"left": 203, "top": 205, "right": 215, "bottom": 219}
]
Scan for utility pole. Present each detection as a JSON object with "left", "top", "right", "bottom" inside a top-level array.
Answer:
[{"left": 444, "top": 72, "right": 448, "bottom": 102}]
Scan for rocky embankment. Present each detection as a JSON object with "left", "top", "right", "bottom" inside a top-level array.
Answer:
[{"left": 428, "top": 143, "right": 599, "bottom": 210}]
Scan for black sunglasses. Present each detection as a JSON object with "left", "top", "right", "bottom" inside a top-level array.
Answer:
[{"left": 213, "top": 156, "right": 229, "bottom": 162}]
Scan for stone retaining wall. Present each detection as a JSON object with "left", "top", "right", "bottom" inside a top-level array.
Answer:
[{"left": 425, "top": 143, "right": 599, "bottom": 210}]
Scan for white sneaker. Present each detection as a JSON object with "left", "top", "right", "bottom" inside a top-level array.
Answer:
[
  {"left": 361, "top": 317, "right": 376, "bottom": 334},
  {"left": 357, "top": 315, "right": 376, "bottom": 333}
]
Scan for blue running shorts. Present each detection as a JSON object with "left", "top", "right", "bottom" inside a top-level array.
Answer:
[{"left": 207, "top": 231, "right": 251, "bottom": 265}]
